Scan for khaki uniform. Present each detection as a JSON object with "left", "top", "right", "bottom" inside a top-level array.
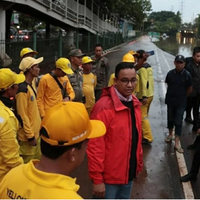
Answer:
[
  {"left": 67, "top": 67, "right": 84, "bottom": 102},
  {"left": 91, "top": 56, "right": 109, "bottom": 90}
]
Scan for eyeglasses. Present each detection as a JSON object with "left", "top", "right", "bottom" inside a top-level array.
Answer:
[{"left": 119, "top": 78, "right": 137, "bottom": 85}]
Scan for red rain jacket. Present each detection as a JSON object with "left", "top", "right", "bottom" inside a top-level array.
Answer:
[{"left": 87, "top": 86, "right": 143, "bottom": 185}]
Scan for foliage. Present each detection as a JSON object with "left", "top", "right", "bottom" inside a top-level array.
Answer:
[
  {"left": 148, "top": 11, "right": 181, "bottom": 35},
  {"left": 192, "top": 15, "right": 200, "bottom": 37},
  {"left": 99, "top": 0, "right": 152, "bottom": 27},
  {"left": 18, "top": 13, "right": 45, "bottom": 30}
]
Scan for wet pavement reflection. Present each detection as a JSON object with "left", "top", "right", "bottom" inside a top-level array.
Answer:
[{"left": 153, "top": 36, "right": 200, "bottom": 57}]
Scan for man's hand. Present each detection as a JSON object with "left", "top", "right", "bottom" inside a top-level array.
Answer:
[
  {"left": 92, "top": 183, "right": 105, "bottom": 198},
  {"left": 28, "top": 138, "right": 37, "bottom": 146},
  {"left": 142, "top": 98, "right": 148, "bottom": 105},
  {"left": 63, "top": 96, "right": 70, "bottom": 102}
]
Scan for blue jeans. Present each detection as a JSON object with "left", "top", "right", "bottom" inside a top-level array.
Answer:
[
  {"left": 167, "top": 105, "right": 186, "bottom": 137},
  {"left": 105, "top": 181, "right": 133, "bottom": 199}
]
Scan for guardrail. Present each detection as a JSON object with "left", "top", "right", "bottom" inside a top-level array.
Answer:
[{"left": 35, "top": 0, "right": 119, "bottom": 33}]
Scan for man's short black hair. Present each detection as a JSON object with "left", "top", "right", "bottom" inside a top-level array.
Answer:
[
  {"left": 115, "top": 62, "right": 135, "bottom": 79},
  {"left": 41, "top": 138, "right": 84, "bottom": 160},
  {"left": 193, "top": 47, "right": 200, "bottom": 56},
  {"left": 40, "top": 127, "right": 84, "bottom": 160},
  {"left": 94, "top": 44, "right": 103, "bottom": 50},
  {"left": 137, "top": 50, "right": 145, "bottom": 59}
]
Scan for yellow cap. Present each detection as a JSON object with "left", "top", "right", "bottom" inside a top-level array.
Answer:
[
  {"left": 19, "top": 57, "right": 43, "bottom": 72},
  {"left": 40, "top": 102, "right": 106, "bottom": 146},
  {"left": 128, "top": 50, "right": 140, "bottom": 57},
  {"left": 82, "top": 56, "right": 94, "bottom": 64},
  {"left": 20, "top": 47, "right": 38, "bottom": 58},
  {"left": 122, "top": 53, "right": 135, "bottom": 63},
  {"left": 0, "top": 68, "right": 25, "bottom": 91},
  {"left": 55, "top": 58, "right": 73, "bottom": 75}
]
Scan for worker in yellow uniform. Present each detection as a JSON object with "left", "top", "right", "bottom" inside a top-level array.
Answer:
[
  {"left": 82, "top": 56, "right": 97, "bottom": 116},
  {"left": 19, "top": 47, "right": 38, "bottom": 91},
  {"left": 37, "top": 58, "right": 75, "bottom": 118},
  {"left": 108, "top": 53, "right": 140, "bottom": 95},
  {"left": 0, "top": 102, "right": 106, "bottom": 199},
  {"left": 137, "top": 50, "right": 153, "bottom": 144},
  {"left": 16, "top": 56, "right": 43, "bottom": 163},
  {"left": 0, "top": 68, "right": 24, "bottom": 181}
]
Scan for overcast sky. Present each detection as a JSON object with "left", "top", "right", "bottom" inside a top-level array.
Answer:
[{"left": 150, "top": 0, "right": 200, "bottom": 23}]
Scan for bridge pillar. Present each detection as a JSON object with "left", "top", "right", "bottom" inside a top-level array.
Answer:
[
  {"left": 6, "top": 9, "right": 13, "bottom": 40},
  {"left": 0, "top": 5, "right": 6, "bottom": 59}
]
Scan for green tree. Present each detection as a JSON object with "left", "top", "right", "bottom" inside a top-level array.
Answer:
[
  {"left": 149, "top": 11, "right": 181, "bottom": 35},
  {"left": 18, "top": 13, "right": 44, "bottom": 30},
  {"left": 99, "top": 0, "right": 152, "bottom": 27}
]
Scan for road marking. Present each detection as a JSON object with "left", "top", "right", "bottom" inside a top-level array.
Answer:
[{"left": 154, "top": 46, "right": 194, "bottom": 199}]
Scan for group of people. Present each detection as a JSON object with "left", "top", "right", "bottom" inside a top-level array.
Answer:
[
  {"left": 2, "top": 42, "right": 199, "bottom": 198},
  {"left": 0, "top": 44, "right": 149, "bottom": 199},
  {"left": 164, "top": 47, "right": 200, "bottom": 182}
]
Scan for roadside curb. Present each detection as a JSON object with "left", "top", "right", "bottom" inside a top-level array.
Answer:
[{"left": 102, "top": 36, "right": 141, "bottom": 56}]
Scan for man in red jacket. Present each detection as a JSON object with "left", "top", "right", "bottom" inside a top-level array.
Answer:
[{"left": 87, "top": 62, "right": 143, "bottom": 199}]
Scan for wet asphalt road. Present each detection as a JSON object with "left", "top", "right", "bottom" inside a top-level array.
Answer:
[{"left": 71, "top": 36, "right": 199, "bottom": 199}]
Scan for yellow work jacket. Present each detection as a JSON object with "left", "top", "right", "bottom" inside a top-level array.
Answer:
[
  {"left": 146, "top": 66, "right": 154, "bottom": 97},
  {"left": 16, "top": 82, "right": 41, "bottom": 142},
  {"left": 37, "top": 73, "right": 75, "bottom": 117},
  {"left": 0, "top": 160, "right": 82, "bottom": 199},
  {"left": 137, "top": 65, "right": 148, "bottom": 99},
  {"left": 0, "top": 101, "right": 23, "bottom": 182}
]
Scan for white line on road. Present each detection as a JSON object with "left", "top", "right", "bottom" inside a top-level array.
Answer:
[{"left": 154, "top": 46, "right": 194, "bottom": 199}]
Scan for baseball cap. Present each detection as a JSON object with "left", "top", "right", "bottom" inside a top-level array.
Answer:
[
  {"left": 69, "top": 49, "right": 85, "bottom": 57},
  {"left": 20, "top": 47, "right": 38, "bottom": 58},
  {"left": 40, "top": 102, "right": 106, "bottom": 146},
  {"left": 56, "top": 58, "right": 73, "bottom": 75},
  {"left": 82, "top": 56, "right": 94, "bottom": 64},
  {"left": 175, "top": 55, "right": 185, "bottom": 62},
  {"left": 19, "top": 57, "right": 43, "bottom": 72},
  {"left": 128, "top": 50, "right": 140, "bottom": 57},
  {"left": 0, "top": 68, "right": 25, "bottom": 91}
]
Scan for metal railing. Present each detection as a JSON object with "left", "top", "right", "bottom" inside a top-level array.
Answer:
[{"left": 34, "top": 0, "right": 119, "bottom": 33}]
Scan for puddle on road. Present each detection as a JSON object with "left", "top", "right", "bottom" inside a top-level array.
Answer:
[{"left": 153, "top": 36, "right": 200, "bottom": 57}]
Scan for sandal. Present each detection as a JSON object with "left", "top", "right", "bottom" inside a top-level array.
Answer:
[
  {"left": 165, "top": 135, "right": 174, "bottom": 143},
  {"left": 174, "top": 146, "right": 184, "bottom": 153}
]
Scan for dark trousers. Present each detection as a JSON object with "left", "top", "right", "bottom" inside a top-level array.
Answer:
[
  {"left": 186, "top": 94, "right": 200, "bottom": 129},
  {"left": 95, "top": 89, "right": 103, "bottom": 102},
  {"left": 190, "top": 136, "right": 200, "bottom": 175},
  {"left": 167, "top": 105, "right": 185, "bottom": 137}
]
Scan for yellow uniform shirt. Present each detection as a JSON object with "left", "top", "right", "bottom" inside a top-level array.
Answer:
[
  {"left": 37, "top": 73, "right": 75, "bottom": 117},
  {"left": 16, "top": 82, "right": 41, "bottom": 141},
  {"left": 83, "top": 73, "right": 96, "bottom": 108},
  {"left": 146, "top": 67, "right": 154, "bottom": 97},
  {"left": 137, "top": 67, "right": 148, "bottom": 99},
  {"left": 0, "top": 101, "right": 23, "bottom": 182},
  {"left": 0, "top": 160, "right": 82, "bottom": 199},
  {"left": 108, "top": 73, "right": 140, "bottom": 94}
]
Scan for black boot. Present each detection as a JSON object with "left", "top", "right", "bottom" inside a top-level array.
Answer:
[
  {"left": 180, "top": 173, "right": 197, "bottom": 182},
  {"left": 187, "top": 135, "right": 200, "bottom": 150}
]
